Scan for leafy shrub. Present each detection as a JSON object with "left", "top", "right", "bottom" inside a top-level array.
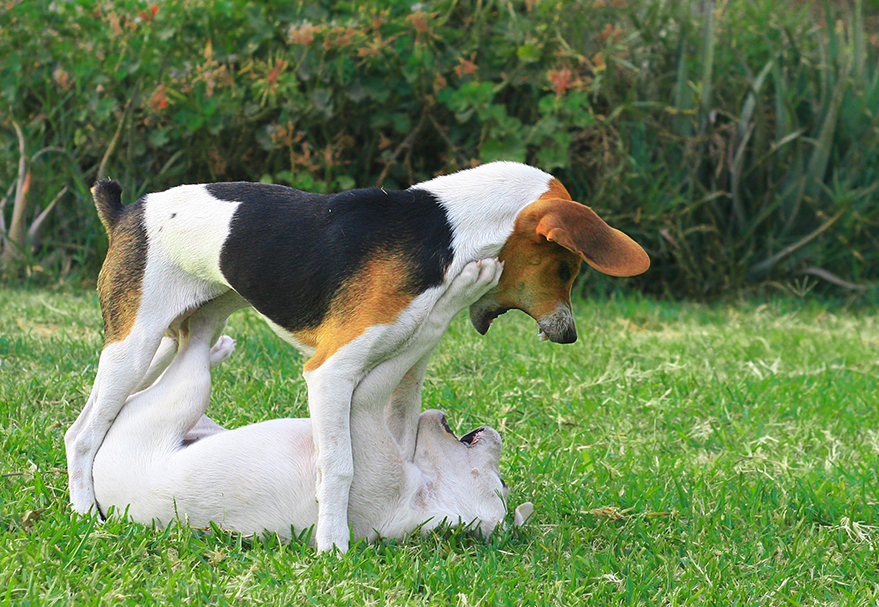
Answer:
[{"left": 1, "top": 0, "right": 877, "bottom": 298}]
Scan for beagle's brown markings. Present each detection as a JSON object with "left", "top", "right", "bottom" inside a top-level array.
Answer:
[
  {"left": 299, "top": 253, "right": 417, "bottom": 372},
  {"left": 93, "top": 182, "right": 147, "bottom": 347}
]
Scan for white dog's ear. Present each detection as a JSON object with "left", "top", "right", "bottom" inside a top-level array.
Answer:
[{"left": 514, "top": 502, "right": 534, "bottom": 527}]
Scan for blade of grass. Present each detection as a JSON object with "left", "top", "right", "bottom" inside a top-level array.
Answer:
[
  {"left": 749, "top": 208, "right": 845, "bottom": 276},
  {"left": 698, "top": 0, "right": 716, "bottom": 137},
  {"left": 731, "top": 57, "right": 776, "bottom": 231}
]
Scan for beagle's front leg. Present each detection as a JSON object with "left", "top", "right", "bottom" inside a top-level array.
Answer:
[
  {"left": 306, "top": 259, "right": 504, "bottom": 553},
  {"left": 301, "top": 361, "right": 357, "bottom": 553},
  {"left": 383, "top": 258, "right": 504, "bottom": 460},
  {"left": 303, "top": 311, "right": 437, "bottom": 553}
]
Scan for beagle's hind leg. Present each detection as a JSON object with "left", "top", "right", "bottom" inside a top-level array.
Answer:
[
  {"left": 66, "top": 320, "right": 171, "bottom": 513},
  {"left": 66, "top": 289, "right": 244, "bottom": 514}
]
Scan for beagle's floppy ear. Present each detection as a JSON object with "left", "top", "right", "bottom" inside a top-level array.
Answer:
[{"left": 535, "top": 199, "right": 650, "bottom": 277}]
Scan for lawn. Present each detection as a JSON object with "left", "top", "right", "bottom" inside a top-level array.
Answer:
[{"left": 1, "top": 288, "right": 878, "bottom": 605}]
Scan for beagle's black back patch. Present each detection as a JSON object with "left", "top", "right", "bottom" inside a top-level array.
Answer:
[{"left": 213, "top": 182, "right": 454, "bottom": 332}]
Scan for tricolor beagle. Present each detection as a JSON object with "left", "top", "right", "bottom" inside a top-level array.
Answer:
[
  {"left": 66, "top": 161, "right": 648, "bottom": 552},
  {"left": 94, "top": 261, "right": 529, "bottom": 543}
]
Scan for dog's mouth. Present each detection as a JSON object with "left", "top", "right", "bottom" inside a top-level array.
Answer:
[
  {"left": 469, "top": 298, "right": 577, "bottom": 344},
  {"left": 439, "top": 415, "right": 494, "bottom": 450},
  {"left": 459, "top": 427, "right": 485, "bottom": 446},
  {"left": 469, "top": 301, "right": 511, "bottom": 335}
]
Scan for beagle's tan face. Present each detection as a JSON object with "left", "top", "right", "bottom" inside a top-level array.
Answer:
[
  {"left": 469, "top": 180, "right": 650, "bottom": 343},
  {"left": 469, "top": 232, "right": 582, "bottom": 342}
]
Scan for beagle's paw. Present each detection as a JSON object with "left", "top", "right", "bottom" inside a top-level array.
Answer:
[{"left": 209, "top": 335, "right": 236, "bottom": 368}]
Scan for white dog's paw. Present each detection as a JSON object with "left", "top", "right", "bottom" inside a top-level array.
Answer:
[
  {"left": 68, "top": 479, "right": 100, "bottom": 516},
  {"left": 446, "top": 258, "right": 504, "bottom": 308},
  {"left": 514, "top": 501, "right": 534, "bottom": 527},
  {"left": 315, "top": 525, "right": 350, "bottom": 555},
  {"left": 209, "top": 335, "right": 235, "bottom": 368}
]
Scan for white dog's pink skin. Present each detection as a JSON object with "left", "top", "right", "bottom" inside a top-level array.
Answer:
[
  {"left": 94, "top": 263, "right": 510, "bottom": 543},
  {"left": 67, "top": 162, "right": 649, "bottom": 552}
]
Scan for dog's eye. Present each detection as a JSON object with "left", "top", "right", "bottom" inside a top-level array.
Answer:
[
  {"left": 557, "top": 262, "right": 573, "bottom": 282},
  {"left": 439, "top": 415, "right": 455, "bottom": 436}
]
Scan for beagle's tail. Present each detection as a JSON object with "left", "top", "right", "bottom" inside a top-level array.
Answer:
[{"left": 91, "top": 179, "right": 124, "bottom": 233}]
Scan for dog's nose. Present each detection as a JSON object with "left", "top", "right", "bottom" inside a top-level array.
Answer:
[
  {"left": 540, "top": 319, "right": 577, "bottom": 344},
  {"left": 554, "top": 323, "right": 577, "bottom": 344},
  {"left": 539, "top": 303, "right": 577, "bottom": 344}
]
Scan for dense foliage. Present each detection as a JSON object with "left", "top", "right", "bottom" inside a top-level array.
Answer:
[{"left": 1, "top": 0, "right": 878, "bottom": 298}]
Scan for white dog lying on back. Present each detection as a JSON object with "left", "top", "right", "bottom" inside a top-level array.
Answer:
[{"left": 93, "top": 260, "right": 532, "bottom": 543}]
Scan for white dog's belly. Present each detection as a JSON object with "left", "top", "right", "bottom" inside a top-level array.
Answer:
[{"left": 95, "top": 419, "right": 319, "bottom": 541}]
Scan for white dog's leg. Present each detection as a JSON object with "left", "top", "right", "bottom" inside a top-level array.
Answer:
[
  {"left": 345, "top": 259, "right": 503, "bottom": 535},
  {"left": 127, "top": 334, "right": 232, "bottom": 445},
  {"left": 177, "top": 335, "right": 234, "bottom": 446},
  {"left": 136, "top": 330, "right": 228, "bottom": 394},
  {"left": 357, "top": 259, "right": 503, "bottom": 415},
  {"left": 160, "top": 296, "right": 241, "bottom": 440},
  {"left": 143, "top": 324, "right": 231, "bottom": 439},
  {"left": 382, "top": 260, "right": 504, "bottom": 460},
  {"left": 118, "top": 311, "right": 237, "bottom": 449},
  {"left": 131, "top": 336, "right": 179, "bottom": 394},
  {"left": 384, "top": 353, "right": 432, "bottom": 461},
  {"left": 103, "top": 338, "right": 234, "bottom": 472}
]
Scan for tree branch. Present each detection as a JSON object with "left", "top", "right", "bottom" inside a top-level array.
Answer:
[
  {"left": 2, "top": 120, "right": 29, "bottom": 261},
  {"left": 28, "top": 185, "right": 68, "bottom": 253}
]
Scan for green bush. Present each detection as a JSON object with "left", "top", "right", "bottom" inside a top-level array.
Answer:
[{"left": 1, "top": 0, "right": 877, "bottom": 298}]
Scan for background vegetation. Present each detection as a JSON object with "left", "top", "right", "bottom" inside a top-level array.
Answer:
[
  {"left": 4, "top": 3, "right": 878, "bottom": 603},
  {"left": 2, "top": 290, "right": 878, "bottom": 604},
  {"left": 1, "top": 0, "right": 878, "bottom": 298}
]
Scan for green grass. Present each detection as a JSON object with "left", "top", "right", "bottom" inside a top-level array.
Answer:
[{"left": 2, "top": 288, "right": 878, "bottom": 605}]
